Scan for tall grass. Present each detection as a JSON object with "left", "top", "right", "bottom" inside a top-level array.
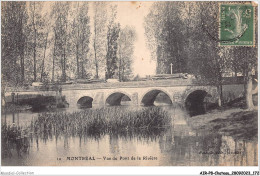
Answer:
[{"left": 34, "top": 107, "right": 171, "bottom": 138}]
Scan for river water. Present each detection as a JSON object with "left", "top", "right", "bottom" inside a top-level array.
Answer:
[{"left": 1, "top": 105, "right": 258, "bottom": 166}]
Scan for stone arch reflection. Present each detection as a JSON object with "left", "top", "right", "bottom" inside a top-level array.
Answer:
[
  {"left": 185, "top": 90, "right": 210, "bottom": 116},
  {"left": 77, "top": 96, "right": 94, "bottom": 108},
  {"left": 106, "top": 92, "right": 131, "bottom": 106},
  {"left": 141, "top": 89, "right": 172, "bottom": 106}
]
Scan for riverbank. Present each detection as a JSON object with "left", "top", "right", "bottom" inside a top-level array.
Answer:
[
  {"left": 2, "top": 95, "right": 69, "bottom": 114},
  {"left": 188, "top": 107, "right": 258, "bottom": 141}
]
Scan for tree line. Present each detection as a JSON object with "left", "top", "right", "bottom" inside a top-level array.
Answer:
[
  {"left": 1, "top": 2, "right": 136, "bottom": 87},
  {"left": 144, "top": 1, "right": 257, "bottom": 109}
]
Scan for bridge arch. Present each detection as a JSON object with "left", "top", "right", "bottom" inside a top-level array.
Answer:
[
  {"left": 106, "top": 91, "right": 132, "bottom": 106},
  {"left": 184, "top": 89, "right": 211, "bottom": 116},
  {"left": 77, "top": 96, "right": 94, "bottom": 108},
  {"left": 141, "top": 89, "right": 172, "bottom": 106}
]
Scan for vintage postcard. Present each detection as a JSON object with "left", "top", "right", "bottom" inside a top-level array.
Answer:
[{"left": 1, "top": 0, "right": 258, "bottom": 174}]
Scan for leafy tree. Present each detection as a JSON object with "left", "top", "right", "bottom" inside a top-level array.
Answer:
[
  {"left": 106, "top": 5, "right": 120, "bottom": 79},
  {"left": 232, "top": 46, "right": 257, "bottom": 109},
  {"left": 145, "top": 2, "right": 187, "bottom": 74},
  {"left": 78, "top": 3, "right": 91, "bottom": 79},
  {"left": 1, "top": 1, "right": 27, "bottom": 86},
  {"left": 145, "top": 2, "right": 228, "bottom": 105},
  {"left": 39, "top": 10, "right": 52, "bottom": 83},
  {"left": 93, "top": 2, "right": 107, "bottom": 79},
  {"left": 69, "top": 2, "right": 91, "bottom": 79},
  {"left": 27, "top": 2, "right": 46, "bottom": 82},
  {"left": 51, "top": 2, "right": 70, "bottom": 82},
  {"left": 118, "top": 26, "right": 136, "bottom": 81},
  {"left": 194, "top": 1, "right": 229, "bottom": 106},
  {"left": 106, "top": 24, "right": 120, "bottom": 79}
]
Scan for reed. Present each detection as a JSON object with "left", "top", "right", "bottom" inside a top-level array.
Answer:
[{"left": 34, "top": 107, "right": 171, "bottom": 138}]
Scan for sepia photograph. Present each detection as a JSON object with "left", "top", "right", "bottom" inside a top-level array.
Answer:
[{"left": 1, "top": 0, "right": 258, "bottom": 170}]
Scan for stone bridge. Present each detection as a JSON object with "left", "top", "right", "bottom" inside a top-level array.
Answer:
[
  {"left": 6, "top": 78, "right": 251, "bottom": 113},
  {"left": 62, "top": 85, "right": 219, "bottom": 109},
  {"left": 5, "top": 79, "right": 225, "bottom": 112}
]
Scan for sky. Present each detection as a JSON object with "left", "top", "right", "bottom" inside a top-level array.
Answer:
[{"left": 112, "top": 2, "right": 156, "bottom": 77}]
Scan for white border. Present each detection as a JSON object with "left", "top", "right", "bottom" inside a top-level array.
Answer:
[
  {"left": 1, "top": 0, "right": 259, "bottom": 175},
  {"left": 1, "top": 166, "right": 260, "bottom": 175}
]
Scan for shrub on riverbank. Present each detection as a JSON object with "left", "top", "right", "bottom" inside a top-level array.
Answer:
[{"left": 2, "top": 95, "right": 69, "bottom": 113}]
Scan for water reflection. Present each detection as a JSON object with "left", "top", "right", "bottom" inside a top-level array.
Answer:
[
  {"left": 1, "top": 106, "right": 258, "bottom": 166},
  {"left": 1, "top": 124, "right": 31, "bottom": 159}
]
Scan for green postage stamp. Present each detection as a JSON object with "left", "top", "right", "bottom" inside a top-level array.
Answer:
[{"left": 219, "top": 3, "right": 255, "bottom": 46}]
